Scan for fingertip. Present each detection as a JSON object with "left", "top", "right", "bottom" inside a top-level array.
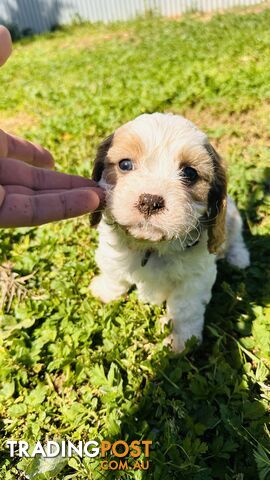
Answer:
[
  {"left": 34, "top": 145, "right": 55, "bottom": 169},
  {"left": 91, "top": 187, "right": 106, "bottom": 204},
  {"left": 44, "top": 149, "right": 55, "bottom": 169},
  {"left": 0, "top": 26, "right": 12, "bottom": 66},
  {"left": 86, "top": 189, "right": 101, "bottom": 212}
]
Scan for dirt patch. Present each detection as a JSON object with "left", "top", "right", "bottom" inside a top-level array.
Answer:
[
  {"left": 59, "top": 30, "right": 133, "bottom": 51},
  {"left": 0, "top": 112, "right": 39, "bottom": 135},
  {"left": 170, "top": 2, "right": 270, "bottom": 22},
  {"left": 178, "top": 102, "right": 270, "bottom": 155},
  {"left": 13, "top": 29, "right": 134, "bottom": 61}
]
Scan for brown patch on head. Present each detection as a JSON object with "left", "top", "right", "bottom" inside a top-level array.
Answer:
[
  {"left": 177, "top": 140, "right": 227, "bottom": 253},
  {"left": 204, "top": 144, "right": 227, "bottom": 254},
  {"left": 107, "top": 127, "right": 146, "bottom": 166},
  {"left": 179, "top": 144, "right": 214, "bottom": 203},
  {"left": 99, "top": 127, "right": 146, "bottom": 187},
  {"left": 90, "top": 125, "right": 147, "bottom": 228}
]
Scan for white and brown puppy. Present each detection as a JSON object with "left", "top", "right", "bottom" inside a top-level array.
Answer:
[{"left": 90, "top": 113, "right": 250, "bottom": 351}]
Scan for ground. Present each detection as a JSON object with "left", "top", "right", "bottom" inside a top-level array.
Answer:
[{"left": 0, "top": 6, "right": 269, "bottom": 480}]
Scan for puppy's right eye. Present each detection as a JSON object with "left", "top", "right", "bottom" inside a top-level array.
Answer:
[{"left": 119, "top": 159, "right": 134, "bottom": 172}]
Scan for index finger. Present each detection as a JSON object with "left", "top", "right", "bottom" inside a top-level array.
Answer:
[
  {"left": 0, "top": 157, "right": 99, "bottom": 190},
  {"left": 0, "top": 130, "right": 54, "bottom": 168},
  {"left": 0, "top": 26, "right": 12, "bottom": 66}
]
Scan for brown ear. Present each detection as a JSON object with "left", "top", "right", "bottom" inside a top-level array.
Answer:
[
  {"left": 92, "top": 134, "right": 114, "bottom": 182},
  {"left": 205, "top": 144, "right": 227, "bottom": 254},
  {"left": 90, "top": 134, "right": 114, "bottom": 227}
]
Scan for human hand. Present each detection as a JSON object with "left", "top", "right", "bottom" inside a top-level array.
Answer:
[
  {"left": 0, "top": 157, "right": 104, "bottom": 227},
  {"left": 0, "top": 26, "right": 104, "bottom": 227}
]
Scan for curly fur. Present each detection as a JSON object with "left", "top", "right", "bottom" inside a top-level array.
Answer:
[{"left": 90, "top": 113, "right": 250, "bottom": 351}]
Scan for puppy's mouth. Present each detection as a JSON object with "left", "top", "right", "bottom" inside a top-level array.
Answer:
[
  {"left": 103, "top": 211, "right": 166, "bottom": 242},
  {"left": 126, "top": 222, "right": 167, "bottom": 242}
]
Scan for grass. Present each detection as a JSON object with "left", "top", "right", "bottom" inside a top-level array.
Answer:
[{"left": 0, "top": 6, "right": 270, "bottom": 479}]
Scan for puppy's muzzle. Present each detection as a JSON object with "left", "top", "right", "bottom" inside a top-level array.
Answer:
[{"left": 136, "top": 193, "right": 165, "bottom": 217}]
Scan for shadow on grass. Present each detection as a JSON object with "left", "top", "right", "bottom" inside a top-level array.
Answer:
[
  {"left": 1, "top": 162, "right": 268, "bottom": 480},
  {"left": 94, "top": 179, "right": 269, "bottom": 480}
]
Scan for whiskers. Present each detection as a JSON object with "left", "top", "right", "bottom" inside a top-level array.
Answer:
[
  {"left": 169, "top": 203, "right": 203, "bottom": 249},
  {"left": 98, "top": 180, "right": 209, "bottom": 250}
]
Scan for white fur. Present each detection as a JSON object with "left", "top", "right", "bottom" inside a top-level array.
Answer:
[
  {"left": 90, "top": 113, "right": 250, "bottom": 351},
  {"left": 222, "top": 196, "right": 250, "bottom": 268},
  {"left": 91, "top": 221, "right": 217, "bottom": 351}
]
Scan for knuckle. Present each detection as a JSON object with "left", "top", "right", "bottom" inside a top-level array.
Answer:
[
  {"left": 59, "top": 192, "right": 69, "bottom": 219},
  {"left": 0, "top": 185, "right": 6, "bottom": 206},
  {"left": 0, "top": 129, "right": 8, "bottom": 157},
  {"left": 29, "top": 196, "right": 39, "bottom": 225},
  {"left": 0, "top": 158, "right": 3, "bottom": 179},
  {"left": 32, "top": 167, "right": 46, "bottom": 189}
]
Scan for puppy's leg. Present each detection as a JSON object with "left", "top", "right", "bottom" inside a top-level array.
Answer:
[
  {"left": 225, "top": 197, "right": 250, "bottom": 269},
  {"left": 165, "top": 272, "right": 216, "bottom": 352},
  {"left": 90, "top": 221, "right": 132, "bottom": 303},
  {"left": 90, "top": 275, "right": 130, "bottom": 303},
  {"left": 165, "top": 296, "right": 206, "bottom": 352}
]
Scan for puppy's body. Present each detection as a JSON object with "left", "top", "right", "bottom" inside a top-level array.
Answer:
[{"left": 90, "top": 113, "right": 249, "bottom": 351}]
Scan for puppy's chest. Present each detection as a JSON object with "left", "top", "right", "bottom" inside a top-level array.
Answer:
[
  {"left": 130, "top": 249, "right": 187, "bottom": 283},
  {"left": 125, "top": 241, "right": 214, "bottom": 288}
]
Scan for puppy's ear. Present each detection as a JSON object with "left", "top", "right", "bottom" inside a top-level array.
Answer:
[
  {"left": 205, "top": 144, "right": 227, "bottom": 254},
  {"left": 92, "top": 134, "right": 114, "bottom": 182},
  {"left": 90, "top": 134, "right": 114, "bottom": 227}
]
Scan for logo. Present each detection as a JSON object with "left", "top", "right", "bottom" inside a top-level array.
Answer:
[{"left": 6, "top": 439, "right": 153, "bottom": 471}]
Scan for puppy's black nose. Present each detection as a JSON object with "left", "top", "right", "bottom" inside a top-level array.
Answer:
[{"left": 137, "top": 194, "right": 165, "bottom": 217}]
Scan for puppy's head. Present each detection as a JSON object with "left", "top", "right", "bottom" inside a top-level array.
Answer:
[{"left": 91, "top": 113, "right": 227, "bottom": 253}]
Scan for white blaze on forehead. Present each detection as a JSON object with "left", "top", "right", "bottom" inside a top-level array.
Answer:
[
  {"left": 117, "top": 113, "right": 209, "bottom": 177},
  {"left": 129, "top": 113, "right": 208, "bottom": 152}
]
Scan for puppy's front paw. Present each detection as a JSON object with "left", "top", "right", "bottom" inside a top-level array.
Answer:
[
  {"left": 90, "top": 275, "right": 129, "bottom": 303},
  {"left": 227, "top": 244, "right": 250, "bottom": 269},
  {"left": 159, "top": 315, "right": 171, "bottom": 333},
  {"left": 163, "top": 333, "right": 185, "bottom": 353},
  {"left": 164, "top": 331, "right": 202, "bottom": 353},
  {"left": 90, "top": 275, "right": 120, "bottom": 303}
]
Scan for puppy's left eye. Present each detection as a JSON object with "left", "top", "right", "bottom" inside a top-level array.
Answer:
[
  {"left": 119, "top": 159, "right": 134, "bottom": 172},
  {"left": 181, "top": 166, "right": 198, "bottom": 183}
]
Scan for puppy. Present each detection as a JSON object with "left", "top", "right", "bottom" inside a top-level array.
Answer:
[{"left": 90, "top": 113, "right": 250, "bottom": 351}]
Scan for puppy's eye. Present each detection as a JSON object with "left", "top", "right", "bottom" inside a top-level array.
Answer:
[
  {"left": 181, "top": 166, "right": 198, "bottom": 183},
  {"left": 119, "top": 159, "right": 133, "bottom": 172}
]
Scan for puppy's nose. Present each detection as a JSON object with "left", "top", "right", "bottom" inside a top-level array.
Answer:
[{"left": 137, "top": 194, "right": 165, "bottom": 217}]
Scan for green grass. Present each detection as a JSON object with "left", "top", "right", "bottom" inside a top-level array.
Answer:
[{"left": 0, "top": 7, "right": 270, "bottom": 480}]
